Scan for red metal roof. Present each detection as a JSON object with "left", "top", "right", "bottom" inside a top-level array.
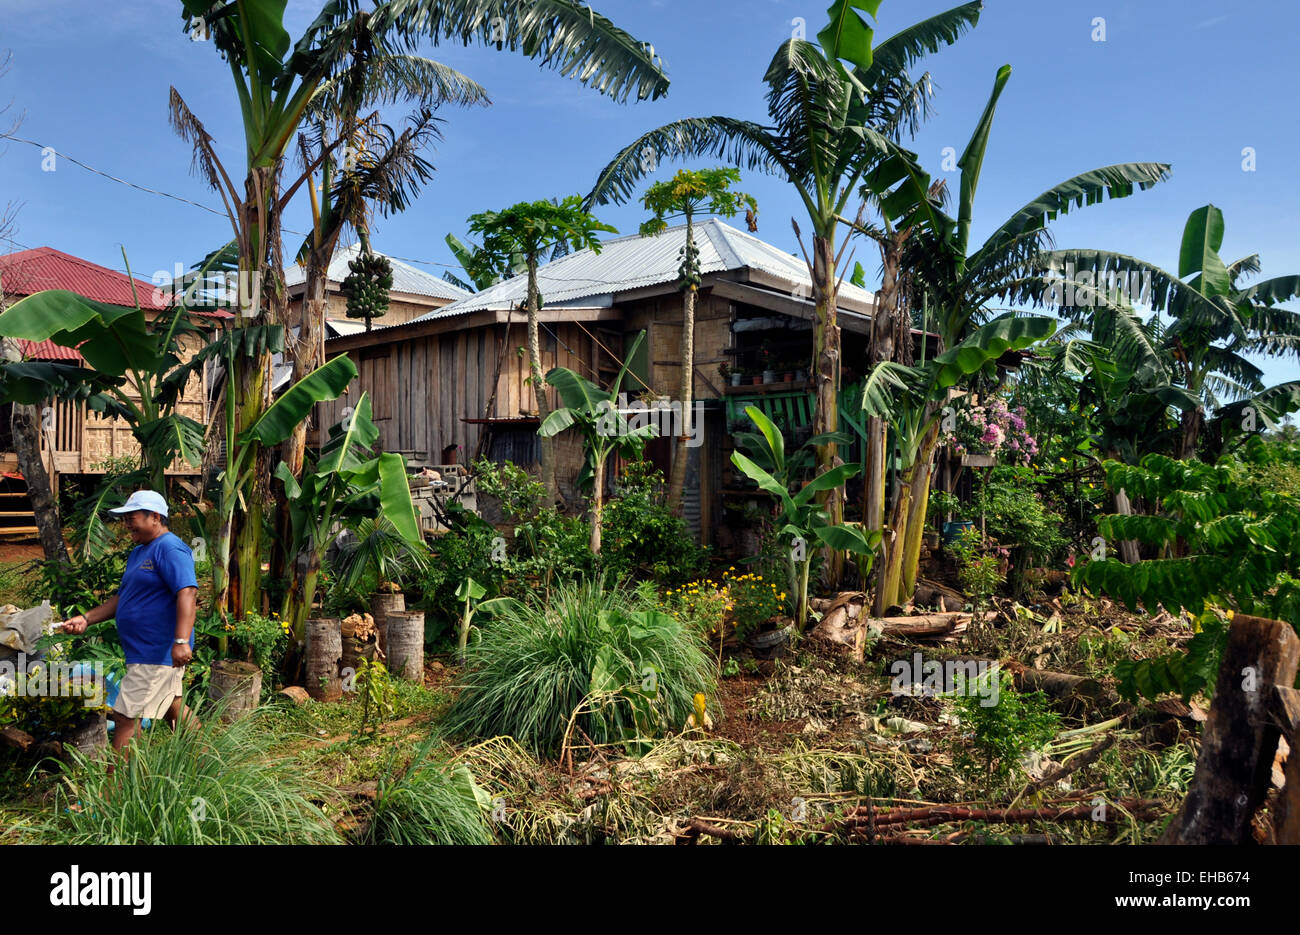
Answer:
[
  {"left": 0, "top": 246, "right": 169, "bottom": 309},
  {"left": 0, "top": 246, "right": 233, "bottom": 323},
  {"left": 16, "top": 339, "right": 85, "bottom": 363}
]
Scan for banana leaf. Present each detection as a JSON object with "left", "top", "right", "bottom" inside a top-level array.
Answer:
[
  {"left": 244, "top": 354, "right": 358, "bottom": 446},
  {"left": 0, "top": 290, "right": 155, "bottom": 375}
]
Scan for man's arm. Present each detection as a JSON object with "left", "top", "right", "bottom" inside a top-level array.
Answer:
[
  {"left": 172, "top": 587, "right": 197, "bottom": 666},
  {"left": 62, "top": 595, "right": 119, "bottom": 634}
]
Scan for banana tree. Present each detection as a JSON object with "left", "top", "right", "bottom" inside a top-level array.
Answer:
[
  {"left": 730, "top": 406, "right": 879, "bottom": 633},
  {"left": 174, "top": 0, "right": 669, "bottom": 617},
  {"left": 857, "top": 64, "right": 1170, "bottom": 610},
  {"left": 862, "top": 314, "right": 1058, "bottom": 610},
  {"left": 1035, "top": 203, "right": 1300, "bottom": 459},
  {"left": 585, "top": 1, "right": 987, "bottom": 583},
  {"left": 262, "top": 392, "right": 421, "bottom": 639},
  {"left": 538, "top": 330, "right": 657, "bottom": 553},
  {"left": 639, "top": 167, "right": 757, "bottom": 516}
]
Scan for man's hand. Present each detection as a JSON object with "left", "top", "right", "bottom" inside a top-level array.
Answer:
[
  {"left": 172, "top": 641, "right": 193, "bottom": 667},
  {"left": 62, "top": 614, "right": 89, "bottom": 635}
]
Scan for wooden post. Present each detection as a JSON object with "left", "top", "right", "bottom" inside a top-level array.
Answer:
[{"left": 1158, "top": 615, "right": 1300, "bottom": 845}]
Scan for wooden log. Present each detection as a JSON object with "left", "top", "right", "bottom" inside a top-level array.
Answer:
[
  {"left": 1159, "top": 614, "right": 1300, "bottom": 845},
  {"left": 1271, "top": 685, "right": 1300, "bottom": 844},
  {"left": 916, "top": 578, "right": 965, "bottom": 610},
  {"left": 209, "top": 659, "right": 264, "bottom": 722},
  {"left": 305, "top": 618, "right": 343, "bottom": 701},
  {"left": 371, "top": 591, "right": 405, "bottom": 657},
  {"left": 385, "top": 610, "right": 424, "bottom": 681},
  {"left": 1, "top": 725, "right": 33, "bottom": 752}
]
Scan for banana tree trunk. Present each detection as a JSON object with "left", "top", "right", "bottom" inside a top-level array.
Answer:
[
  {"left": 526, "top": 255, "right": 556, "bottom": 502},
  {"left": 810, "top": 234, "right": 843, "bottom": 586},
  {"left": 590, "top": 453, "right": 605, "bottom": 554},
  {"left": 864, "top": 234, "right": 900, "bottom": 554},
  {"left": 1179, "top": 405, "right": 1203, "bottom": 460},
  {"left": 899, "top": 422, "right": 941, "bottom": 600},
  {"left": 874, "top": 469, "right": 913, "bottom": 614},
  {"left": 219, "top": 163, "right": 280, "bottom": 618},
  {"left": 665, "top": 282, "right": 696, "bottom": 516},
  {"left": 1113, "top": 486, "right": 1141, "bottom": 564}
]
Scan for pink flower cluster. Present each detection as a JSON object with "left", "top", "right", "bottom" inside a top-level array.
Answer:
[{"left": 941, "top": 397, "right": 1038, "bottom": 465}]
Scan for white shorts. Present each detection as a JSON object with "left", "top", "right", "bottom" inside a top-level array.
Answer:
[{"left": 113, "top": 664, "right": 186, "bottom": 720}]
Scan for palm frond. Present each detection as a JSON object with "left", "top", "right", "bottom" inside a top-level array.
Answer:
[
  {"left": 860, "top": 1, "right": 983, "bottom": 87},
  {"left": 970, "top": 163, "right": 1171, "bottom": 275},
  {"left": 585, "top": 117, "right": 789, "bottom": 208},
  {"left": 307, "top": 52, "right": 490, "bottom": 119},
  {"left": 372, "top": 0, "right": 670, "bottom": 103}
]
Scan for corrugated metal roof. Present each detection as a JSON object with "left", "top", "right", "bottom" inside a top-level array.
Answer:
[
  {"left": 414, "top": 219, "right": 877, "bottom": 323},
  {"left": 283, "top": 242, "right": 471, "bottom": 303},
  {"left": 16, "top": 340, "right": 85, "bottom": 362},
  {"left": 0, "top": 246, "right": 169, "bottom": 309}
]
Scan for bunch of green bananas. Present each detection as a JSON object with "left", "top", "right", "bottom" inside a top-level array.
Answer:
[{"left": 343, "top": 251, "right": 394, "bottom": 321}]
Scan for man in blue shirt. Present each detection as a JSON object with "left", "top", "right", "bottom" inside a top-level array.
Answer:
[{"left": 62, "top": 490, "right": 200, "bottom": 754}]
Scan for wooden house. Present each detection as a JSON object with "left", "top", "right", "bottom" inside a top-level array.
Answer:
[
  {"left": 316, "top": 219, "right": 940, "bottom": 544},
  {"left": 0, "top": 247, "right": 223, "bottom": 509}
]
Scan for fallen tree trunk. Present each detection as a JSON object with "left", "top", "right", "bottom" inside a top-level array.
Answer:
[{"left": 915, "top": 578, "right": 965, "bottom": 611}]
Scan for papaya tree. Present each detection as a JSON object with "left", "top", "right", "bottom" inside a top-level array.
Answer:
[
  {"left": 467, "top": 197, "right": 616, "bottom": 502},
  {"left": 639, "top": 167, "right": 757, "bottom": 516}
]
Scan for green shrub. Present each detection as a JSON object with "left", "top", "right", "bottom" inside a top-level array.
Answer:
[
  {"left": 953, "top": 668, "right": 1059, "bottom": 790},
  {"left": 972, "top": 466, "right": 1067, "bottom": 588},
  {"left": 441, "top": 578, "right": 716, "bottom": 757},
  {"left": 30, "top": 707, "right": 343, "bottom": 844},
  {"left": 364, "top": 740, "right": 493, "bottom": 845},
  {"left": 600, "top": 461, "right": 707, "bottom": 584}
]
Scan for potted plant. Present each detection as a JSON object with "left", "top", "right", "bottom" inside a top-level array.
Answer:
[
  {"left": 719, "top": 361, "right": 742, "bottom": 387},
  {"left": 332, "top": 515, "right": 430, "bottom": 654},
  {"left": 759, "top": 343, "right": 777, "bottom": 384},
  {"left": 209, "top": 610, "right": 291, "bottom": 719}
]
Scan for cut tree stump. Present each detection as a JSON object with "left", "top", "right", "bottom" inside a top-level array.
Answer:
[
  {"left": 1158, "top": 614, "right": 1300, "bottom": 845},
  {"left": 1271, "top": 685, "right": 1300, "bottom": 844}
]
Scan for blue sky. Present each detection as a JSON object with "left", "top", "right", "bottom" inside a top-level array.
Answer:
[{"left": 1, "top": 0, "right": 1297, "bottom": 384}]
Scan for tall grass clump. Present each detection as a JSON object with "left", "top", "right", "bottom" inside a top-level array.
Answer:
[
  {"left": 441, "top": 578, "right": 716, "bottom": 757},
  {"left": 35, "top": 704, "right": 342, "bottom": 844},
  {"left": 364, "top": 739, "right": 494, "bottom": 845}
]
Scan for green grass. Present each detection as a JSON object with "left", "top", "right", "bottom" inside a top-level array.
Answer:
[
  {"left": 441, "top": 578, "right": 717, "bottom": 758},
  {"left": 19, "top": 701, "right": 344, "bottom": 845},
  {"left": 364, "top": 739, "right": 494, "bottom": 845}
]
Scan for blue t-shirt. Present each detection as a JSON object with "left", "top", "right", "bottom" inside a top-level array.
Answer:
[{"left": 115, "top": 531, "right": 199, "bottom": 665}]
